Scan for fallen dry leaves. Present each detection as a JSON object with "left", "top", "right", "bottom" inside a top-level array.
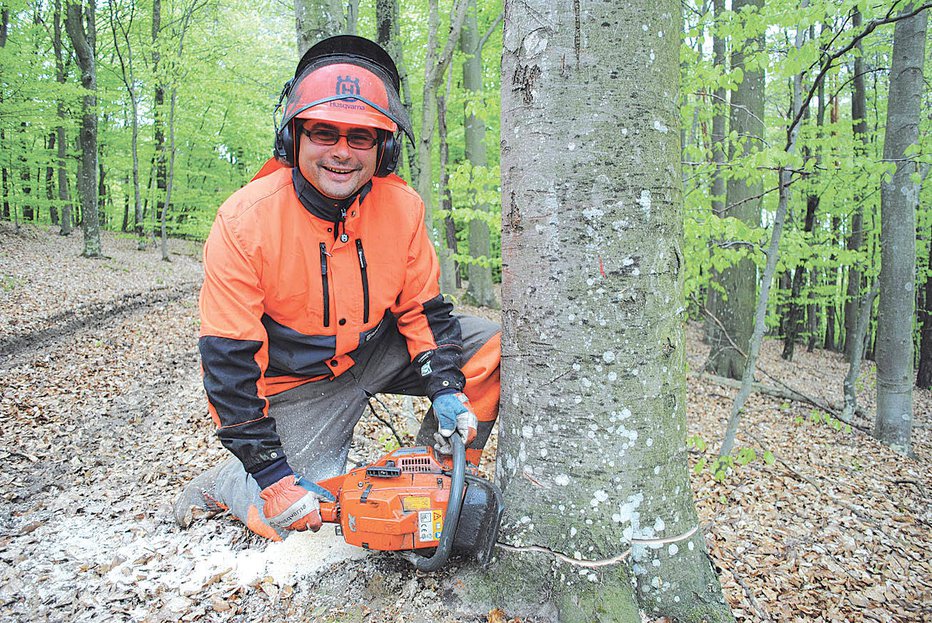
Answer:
[{"left": 0, "top": 223, "right": 929, "bottom": 622}]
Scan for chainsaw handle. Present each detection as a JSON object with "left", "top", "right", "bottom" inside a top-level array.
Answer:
[{"left": 413, "top": 434, "right": 466, "bottom": 572}]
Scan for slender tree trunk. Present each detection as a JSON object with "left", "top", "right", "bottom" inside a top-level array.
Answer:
[
  {"left": 705, "top": 0, "right": 764, "bottom": 379},
  {"left": 0, "top": 8, "right": 7, "bottom": 222},
  {"left": 463, "top": 2, "right": 734, "bottom": 620},
  {"left": 376, "top": 0, "right": 417, "bottom": 185},
  {"left": 46, "top": 133, "right": 59, "bottom": 225},
  {"left": 842, "top": 284, "right": 879, "bottom": 422},
  {"left": 874, "top": 3, "right": 926, "bottom": 455},
  {"left": 844, "top": 8, "right": 868, "bottom": 360},
  {"left": 108, "top": 0, "right": 143, "bottom": 249},
  {"left": 917, "top": 234, "right": 932, "bottom": 388},
  {"left": 437, "top": 77, "right": 460, "bottom": 289},
  {"left": 461, "top": 0, "right": 499, "bottom": 307},
  {"left": 417, "top": 0, "right": 469, "bottom": 294},
  {"left": 151, "top": 0, "right": 165, "bottom": 248},
  {"left": 65, "top": 0, "right": 102, "bottom": 257},
  {"left": 53, "top": 0, "right": 73, "bottom": 235}
]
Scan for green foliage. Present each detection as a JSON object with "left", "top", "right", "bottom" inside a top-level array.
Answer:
[{"left": 688, "top": 434, "right": 774, "bottom": 483}]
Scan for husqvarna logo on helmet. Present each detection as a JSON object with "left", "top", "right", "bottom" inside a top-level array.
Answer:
[{"left": 336, "top": 76, "right": 361, "bottom": 97}]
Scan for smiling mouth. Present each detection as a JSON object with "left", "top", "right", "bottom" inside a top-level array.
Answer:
[{"left": 323, "top": 165, "right": 356, "bottom": 175}]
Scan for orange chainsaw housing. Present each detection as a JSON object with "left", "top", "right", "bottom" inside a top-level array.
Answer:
[{"left": 315, "top": 446, "right": 464, "bottom": 551}]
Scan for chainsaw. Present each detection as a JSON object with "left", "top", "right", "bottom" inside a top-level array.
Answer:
[{"left": 298, "top": 435, "right": 504, "bottom": 571}]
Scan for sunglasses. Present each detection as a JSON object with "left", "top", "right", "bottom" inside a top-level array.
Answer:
[{"left": 301, "top": 126, "right": 379, "bottom": 150}]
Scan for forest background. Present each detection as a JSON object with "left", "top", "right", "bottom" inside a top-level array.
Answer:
[
  {"left": 1, "top": 0, "right": 930, "bottom": 395},
  {"left": 0, "top": 0, "right": 930, "bottom": 620}
]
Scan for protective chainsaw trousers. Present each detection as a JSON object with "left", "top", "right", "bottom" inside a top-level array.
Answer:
[{"left": 182, "top": 314, "right": 500, "bottom": 540}]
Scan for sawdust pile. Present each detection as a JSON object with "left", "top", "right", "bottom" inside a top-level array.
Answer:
[{"left": 0, "top": 224, "right": 929, "bottom": 622}]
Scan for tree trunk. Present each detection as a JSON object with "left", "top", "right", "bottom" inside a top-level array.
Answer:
[
  {"left": 459, "top": 0, "right": 499, "bottom": 308},
  {"left": 376, "top": 0, "right": 417, "bottom": 186},
  {"left": 65, "top": 0, "right": 102, "bottom": 257},
  {"left": 462, "top": 2, "right": 734, "bottom": 620},
  {"left": 0, "top": 9, "right": 7, "bottom": 223},
  {"left": 437, "top": 78, "right": 461, "bottom": 289},
  {"left": 705, "top": 0, "right": 764, "bottom": 380},
  {"left": 108, "top": 0, "right": 143, "bottom": 249},
  {"left": 53, "top": 0, "right": 72, "bottom": 235},
  {"left": 917, "top": 234, "right": 932, "bottom": 388},
  {"left": 417, "top": 0, "right": 469, "bottom": 294},
  {"left": 843, "top": 284, "right": 879, "bottom": 422},
  {"left": 874, "top": 3, "right": 926, "bottom": 455},
  {"left": 844, "top": 8, "right": 868, "bottom": 361},
  {"left": 294, "top": 0, "right": 344, "bottom": 56},
  {"left": 46, "top": 132, "right": 59, "bottom": 225},
  {"left": 152, "top": 0, "right": 165, "bottom": 248}
]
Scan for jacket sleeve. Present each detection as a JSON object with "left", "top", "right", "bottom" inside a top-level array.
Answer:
[
  {"left": 390, "top": 197, "right": 465, "bottom": 399},
  {"left": 199, "top": 211, "right": 293, "bottom": 488}
]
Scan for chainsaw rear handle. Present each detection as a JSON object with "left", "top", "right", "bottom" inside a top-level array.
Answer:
[{"left": 412, "top": 433, "right": 466, "bottom": 572}]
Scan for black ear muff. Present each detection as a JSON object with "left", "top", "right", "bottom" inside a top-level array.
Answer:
[
  {"left": 375, "top": 132, "right": 400, "bottom": 177},
  {"left": 276, "top": 121, "right": 297, "bottom": 167},
  {"left": 273, "top": 78, "right": 295, "bottom": 166}
]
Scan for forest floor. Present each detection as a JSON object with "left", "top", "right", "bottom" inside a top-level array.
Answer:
[{"left": 0, "top": 223, "right": 929, "bottom": 623}]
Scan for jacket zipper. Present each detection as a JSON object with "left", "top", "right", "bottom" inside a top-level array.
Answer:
[
  {"left": 319, "top": 242, "right": 330, "bottom": 327},
  {"left": 356, "top": 239, "right": 370, "bottom": 324}
]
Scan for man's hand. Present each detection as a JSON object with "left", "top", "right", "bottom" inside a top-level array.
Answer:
[
  {"left": 260, "top": 476, "right": 322, "bottom": 532},
  {"left": 431, "top": 391, "right": 478, "bottom": 454}
]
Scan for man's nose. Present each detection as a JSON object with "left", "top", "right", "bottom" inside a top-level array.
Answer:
[{"left": 330, "top": 137, "right": 352, "bottom": 157}]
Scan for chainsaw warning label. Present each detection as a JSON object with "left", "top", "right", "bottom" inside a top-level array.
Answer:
[{"left": 418, "top": 510, "right": 443, "bottom": 543}]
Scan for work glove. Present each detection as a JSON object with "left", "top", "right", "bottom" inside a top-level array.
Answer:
[
  {"left": 431, "top": 391, "right": 478, "bottom": 455},
  {"left": 260, "top": 475, "right": 323, "bottom": 532}
]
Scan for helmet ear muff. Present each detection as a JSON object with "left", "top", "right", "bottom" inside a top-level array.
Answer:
[
  {"left": 375, "top": 132, "right": 400, "bottom": 177},
  {"left": 273, "top": 77, "right": 296, "bottom": 166},
  {"left": 275, "top": 120, "right": 295, "bottom": 167}
]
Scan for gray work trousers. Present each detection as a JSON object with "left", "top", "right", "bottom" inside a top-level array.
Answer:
[{"left": 191, "top": 314, "right": 500, "bottom": 538}]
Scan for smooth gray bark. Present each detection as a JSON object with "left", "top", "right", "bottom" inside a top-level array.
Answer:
[
  {"left": 294, "top": 0, "right": 344, "bottom": 56},
  {"left": 460, "top": 1, "right": 733, "bottom": 620},
  {"left": 704, "top": 0, "right": 764, "bottom": 379},
  {"left": 64, "top": 0, "right": 102, "bottom": 257},
  {"left": 461, "top": 0, "right": 499, "bottom": 308},
  {"left": 874, "top": 3, "right": 927, "bottom": 455}
]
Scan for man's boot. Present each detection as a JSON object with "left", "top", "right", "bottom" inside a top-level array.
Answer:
[{"left": 172, "top": 467, "right": 227, "bottom": 528}]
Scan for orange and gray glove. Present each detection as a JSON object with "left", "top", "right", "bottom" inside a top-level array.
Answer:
[
  {"left": 431, "top": 391, "right": 478, "bottom": 455},
  {"left": 260, "top": 475, "right": 323, "bottom": 532}
]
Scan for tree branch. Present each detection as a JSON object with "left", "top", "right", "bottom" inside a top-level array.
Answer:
[{"left": 787, "top": 0, "right": 932, "bottom": 145}]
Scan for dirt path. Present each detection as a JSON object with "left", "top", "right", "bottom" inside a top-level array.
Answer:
[{"left": 0, "top": 224, "right": 929, "bottom": 623}]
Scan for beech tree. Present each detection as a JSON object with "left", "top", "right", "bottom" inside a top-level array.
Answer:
[
  {"left": 874, "top": 2, "right": 927, "bottom": 454},
  {"left": 460, "top": 0, "right": 499, "bottom": 308},
  {"left": 704, "top": 0, "right": 765, "bottom": 380},
  {"left": 461, "top": 0, "right": 732, "bottom": 620},
  {"left": 64, "top": 0, "right": 102, "bottom": 257}
]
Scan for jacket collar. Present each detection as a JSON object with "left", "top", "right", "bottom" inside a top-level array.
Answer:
[{"left": 292, "top": 167, "right": 372, "bottom": 224}]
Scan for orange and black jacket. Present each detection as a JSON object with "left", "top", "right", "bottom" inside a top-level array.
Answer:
[{"left": 199, "top": 165, "right": 463, "bottom": 488}]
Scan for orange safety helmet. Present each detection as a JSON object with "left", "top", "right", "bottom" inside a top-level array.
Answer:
[
  {"left": 273, "top": 35, "right": 413, "bottom": 171},
  {"left": 286, "top": 62, "right": 397, "bottom": 133}
]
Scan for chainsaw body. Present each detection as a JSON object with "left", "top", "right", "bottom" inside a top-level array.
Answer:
[{"left": 310, "top": 440, "right": 504, "bottom": 568}]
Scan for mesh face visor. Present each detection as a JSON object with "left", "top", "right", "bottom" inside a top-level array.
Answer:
[{"left": 280, "top": 55, "right": 414, "bottom": 146}]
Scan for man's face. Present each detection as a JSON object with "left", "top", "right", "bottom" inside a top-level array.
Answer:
[{"left": 297, "top": 121, "right": 379, "bottom": 200}]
